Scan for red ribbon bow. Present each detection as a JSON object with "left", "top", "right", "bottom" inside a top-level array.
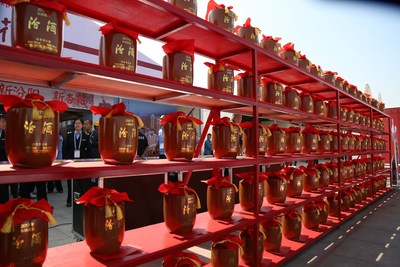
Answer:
[
  {"left": 283, "top": 86, "right": 298, "bottom": 94},
  {"left": 203, "top": 175, "right": 237, "bottom": 190},
  {"left": 298, "top": 51, "right": 308, "bottom": 60},
  {"left": 285, "top": 209, "right": 301, "bottom": 220},
  {"left": 280, "top": 167, "right": 304, "bottom": 178},
  {"left": 323, "top": 70, "right": 338, "bottom": 75},
  {"left": 264, "top": 171, "right": 287, "bottom": 182},
  {"left": 235, "top": 172, "right": 268, "bottom": 184},
  {"left": 301, "top": 127, "right": 319, "bottom": 135},
  {"left": 279, "top": 42, "right": 295, "bottom": 53},
  {"left": 327, "top": 101, "right": 337, "bottom": 107},
  {"left": 75, "top": 186, "right": 132, "bottom": 207},
  {"left": 204, "top": 60, "right": 238, "bottom": 73},
  {"left": 261, "top": 35, "right": 281, "bottom": 42},
  {"left": 205, "top": 0, "right": 234, "bottom": 20},
  {"left": 90, "top": 102, "right": 144, "bottom": 126},
  {"left": 299, "top": 165, "right": 319, "bottom": 176},
  {"left": 160, "top": 111, "right": 203, "bottom": 129},
  {"left": 100, "top": 21, "right": 140, "bottom": 41},
  {"left": 336, "top": 76, "right": 345, "bottom": 81},
  {"left": 0, "top": 93, "right": 68, "bottom": 112},
  {"left": 303, "top": 203, "right": 320, "bottom": 212},
  {"left": 259, "top": 77, "right": 276, "bottom": 86},
  {"left": 162, "top": 39, "right": 195, "bottom": 59},
  {"left": 234, "top": 71, "right": 252, "bottom": 80},
  {"left": 163, "top": 252, "right": 202, "bottom": 267},
  {"left": 268, "top": 123, "right": 283, "bottom": 132},
  {"left": 262, "top": 217, "right": 281, "bottom": 228},
  {"left": 282, "top": 126, "right": 301, "bottom": 134},
  {"left": 211, "top": 117, "right": 239, "bottom": 129},
  {"left": 213, "top": 234, "right": 243, "bottom": 250},
  {"left": 234, "top": 17, "right": 253, "bottom": 33}
]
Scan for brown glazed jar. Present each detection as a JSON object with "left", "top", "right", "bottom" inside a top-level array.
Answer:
[
  {"left": 327, "top": 162, "right": 339, "bottom": 184},
  {"left": 260, "top": 218, "right": 282, "bottom": 252},
  {"left": 341, "top": 134, "right": 349, "bottom": 151},
  {"left": 315, "top": 165, "right": 330, "bottom": 188},
  {"left": 164, "top": 192, "right": 197, "bottom": 234},
  {"left": 359, "top": 115, "right": 366, "bottom": 126},
  {"left": 300, "top": 93, "right": 314, "bottom": 113},
  {"left": 235, "top": 18, "right": 260, "bottom": 44},
  {"left": 316, "top": 198, "right": 329, "bottom": 224},
  {"left": 347, "top": 109, "right": 355, "bottom": 123},
  {"left": 300, "top": 166, "right": 320, "bottom": 192},
  {"left": 341, "top": 192, "right": 351, "bottom": 211},
  {"left": 379, "top": 102, "right": 385, "bottom": 112},
  {"left": 348, "top": 135, "right": 356, "bottom": 151},
  {"left": 314, "top": 98, "right": 327, "bottom": 117},
  {"left": 265, "top": 173, "right": 287, "bottom": 204},
  {"left": 353, "top": 187, "right": 363, "bottom": 204},
  {"left": 241, "top": 123, "right": 270, "bottom": 157},
  {"left": 84, "top": 203, "right": 125, "bottom": 254},
  {"left": 302, "top": 204, "right": 320, "bottom": 230},
  {"left": 322, "top": 71, "right": 337, "bottom": 85},
  {"left": 207, "top": 7, "right": 236, "bottom": 32},
  {"left": 0, "top": 217, "right": 48, "bottom": 267},
  {"left": 12, "top": 2, "right": 65, "bottom": 55},
  {"left": 280, "top": 167, "right": 304, "bottom": 197},
  {"left": 260, "top": 35, "right": 281, "bottom": 55},
  {"left": 236, "top": 72, "right": 256, "bottom": 98},
  {"left": 318, "top": 131, "right": 332, "bottom": 153},
  {"left": 163, "top": 121, "right": 198, "bottom": 161},
  {"left": 282, "top": 210, "right": 302, "bottom": 240},
  {"left": 237, "top": 175, "right": 265, "bottom": 212},
  {"left": 327, "top": 195, "right": 339, "bottom": 217},
  {"left": 99, "top": 22, "right": 138, "bottom": 72},
  {"left": 342, "top": 81, "right": 349, "bottom": 92},
  {"left": 267, "top": 124, "right": 286, "bottom": 155},
  {"left": 298, "top": 52, "right": 311, "bottom": 72},
  {"left": 335, "top": 77, "right": 344, "bottom": 89},
  {"left": 330, "top": 131, "right": 339, "bottom": 152},
  {"left": 207, "top": 185, "right": 236, "bottom": 220},
  {"left": 280, "top": 42, "right": 298, "bottom": 64},
  {"left": 212, "top": 123, "right": 240, "bottom": 159},
  {"left": 284, "top": 127, "right": 303, "bottom": 154},
  {"left": 353, "top": 112, "right": 360, "bottom": 124},
  {"left": 348, "top": 189, "right": 357, "bottom": 208},
  {"left": 206, "top": 61, "right": 235, "bottom": 94},
  {"left": 301, "top": 128, "right": 320, "bottom": 154},
  {"left": 162, "top": 40, "right": 194, "bottom": 85},
  {"left": 162, "top": 252, "right": 202, "bottom": 267},
  {"left": 211, "top": 242, "right": 239, "bottom": 267},
  {"left": 327, "top": 101, "right": 338, "bottom": 119},
  {"left": 260, "top": 78, "right": 283, "bottom": 105},
  {"left": 283, "top": 87, "right": 300, "bottom": 110},
  {"left": 310, "top": 64, "right": 323, "bottom": 77},
  {"left": 354, "top": 136, "right": 362, "bottom": 151},
  {"left": 348, "top": 85, "right": 358, "bottom": 97},
  {"left": 98, "top": 115, "right": 140, "bottom": 164},
  {"left": 239, "top": 227, "right": 264, "bottom": 266},
  {"left": 168, "top": 0, "right": 197, "bottom": 15},
  {"left": 340, "top": 108, "right": 348, "bottom": 121},
  {"left": 6, "top": 107, "right": 59, "bottom": 167}
]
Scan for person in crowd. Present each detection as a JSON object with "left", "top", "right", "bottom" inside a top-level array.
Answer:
[
  {"left": 137, "top": 127, "right": 150, "bottom": 159},
  {"left": 158, "top": 125, "right": 165, "bottom": 159},
  {"left": 83, "top": 119, "right": 100, "bottom": 158},
  {"left": 0, "top": 112, "right": 12, "bottom": 203},
  {"left": 63, "top": 119, "right": 90, "bottom": 207},
  {"left": 204, "top": 133, "right": 212, "bottom": 156},
  {"left": 47, "top": 133, "right": 64, "bottom": 193}
]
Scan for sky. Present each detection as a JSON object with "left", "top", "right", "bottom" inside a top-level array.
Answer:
[{"left": 140, "top": 0, "right": 400, "bottom": 108}]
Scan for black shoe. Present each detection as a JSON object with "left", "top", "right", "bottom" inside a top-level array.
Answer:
[{"left": 66, "top": 202, "right": 71, "bottom": 207}]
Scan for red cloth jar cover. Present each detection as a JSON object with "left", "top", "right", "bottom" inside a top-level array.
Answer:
[
  {"left": 162, "top": 251, "right": 202, "bottom": 267},
  {"left": 234, "top": 17, "right": 261, "bottom": 44},
  {"left": 211, "top": 234, "right": 243, "bottom": 267},
  {"left": 76, "top": 186, "right": 131, "bottom": 254},
  {"left": 205, "top": 60, "right": 238, "bottom": 94},
  {"left": 7, "top": 0, "right": 70, "bottom": 56},
  {"left": 260, "top": 35, "right": 281, "bottom": 55},
  {"left": 279, "top": 42, "right": 298, "bottom": 64},
  {"left": 0, "top": 198, "right": 55, "bottom": 267},
  {"left": 342, "top": 80, "right": 350, "bottom": 92},
  {"left": 239, "top": 226, "right": 264, "bottom": 266},
  {"left": 310, "top": 64, "right": 323, "bottom": 77},
  {"left": 90, "top": 102, "right": 143, "bottom": 164},
  {"left": 236, "top": 172, "right": 267, "bottom": 212},
  {"left": 235, "top": 71, "right": 257, "bottom": 99},
  {"left": 280, "top": 166, "right": 304, "bottom": 197},
  {"left": 168, "top": 0, "right": 198, "bottom": 15},
  {"left": 162, "top": 39, "right": 194, "bottom": 85},
  {"left": 160, "top": 111, "right": 203, "bottom": 161},
  {"left": 283, "top": 127, "right": 303, "bottom": 154},
  {"left": 260, "top": 217, "right": 282, "bottom": 252},
  {"left": 158, "top": 182, "right": 201, "bottom": 234},
  {"left": 298, "top": 51, "right": 311, "bottom": 71},
  {"left": 203, "top": 175, "right": 238, "bottom": 220},
  {"left": 282, "top": 210, "right": 302, "bottom": 240},
  {"left": 327, "top": 101, "right": 338, "bottom": 119},
  {"left": 322, "top": 70, "right": 337, "bottom": 85},
  {"left": 313, "top": 96, "right": 327, "bottom": 117},
  {"left": 283, "top": 86, "right": 300, "bottom": 110},
  {"left": 299, "top": 165, "right": 320, "bottom": 192},
  {"left": 299, "top": 92, "right": 314, "bottom": 113},
  {"left": 264, "top": 171, "right": 287, "bottom": 204},
  {"left": 315, "top": 198, "right": 329, "bottom": 224},
  {"left": 206, "top": 0, "right": 237, "bottom": 32},
  {"left": 267, "top": 124, "right": 287, "bottom": 155},
  {"left": 240, "top": 121, "right": 271, "bottom": 157},
  {"left": 211, "top": 117, "right": 241, "bottom": 159},
  {"left": 318, "top": 130, "right": 332, "bottom": 153},
  {"left": 302, "top": 203, "right": 320, "bottom": 230},
  {"left": 0, "top": 93, "right": 68, "bottom": 167},
  {"left": 335, "top": 76, "right": 345, "bottom": 89},
  {"left": 260, "top": 77, "right": 283, "bottom": 105},
  {"left": 99, "top": 21, "right": 140, "bottom": 72},
  {"left": 314, "top": 164, "right": 331, "bottom": 188},
  {"left": 301, "top": 127, "right": 320, "bottom": 153}
]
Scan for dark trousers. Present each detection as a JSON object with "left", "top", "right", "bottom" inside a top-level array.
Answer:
[
  {"left": 67, "top": 179, "right": 72, "bottom": 204},
  {"left": 47, "top": 180, "right": 63, "bottom": 192},
  {"left": 0, "top": 184, "right": 9, "bottom": 204},
  {"left": 20, "top": 182, "right": 47, "bottom": 201}
]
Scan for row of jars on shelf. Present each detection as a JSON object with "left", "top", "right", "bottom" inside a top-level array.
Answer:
[{"left": 161, "top": 175, "right": 387, "bottom": 267}]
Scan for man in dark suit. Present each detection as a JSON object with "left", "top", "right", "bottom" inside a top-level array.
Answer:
[
  {"left": 63, "top": 118, "right": 90, "bottom": 207},
  {"left": 83, "top": 119, "right": 100, "bottom": 158},
  {"left": 0, "top": 112, "right": 9, "bottom": 203}
]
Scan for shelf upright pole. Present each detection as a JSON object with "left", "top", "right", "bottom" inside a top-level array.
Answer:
[
  {"left": 370, "top": 107, "right": 374, "bottom": 198},
  {"left": 388, "top": 117, "right": 392, "bottom": 188},
  {"left": 336, "top": 90, "right": 342, "bottom": 222},
  {"left": 183, "top": 108, "right": 217, "bottom": 185}
]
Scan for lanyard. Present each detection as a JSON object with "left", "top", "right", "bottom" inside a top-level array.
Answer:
[{"left": 74, "top": 131, "right": 82, "bottom": 150}]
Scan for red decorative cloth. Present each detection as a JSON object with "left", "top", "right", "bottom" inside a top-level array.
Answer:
[
  {"left": 203, "top": 175, "right": 238, "bottom": 191},
  {"left": 160, "top": 111, "right": 203, "bottom": 131},
  {"left": 204, "top": 60, "right": 238, "bottom": 73},
  {"left": 261, "top": 35, "right": 281, "bottom": 42},
  {"left": 327, "top": 101, "right": 337, "bottom": 107},
  {"left": 298, "top": 51, "right": 308, "bottom": 60},
  {"left": 303, "top": 203, "right": 320, "bottom": 212},
  {"left": 282, "top": 126, "right": 301, "bottom": 134},
  {"left": 205, "top": 0, "right": 234, "bottom": 20},
  {"left": 211, "top": 117, "right": 240, "bottom": 133},
  {"left": 235, "top": 172, "right": 268, "bottom": 184},
  {"left": 239, "top": 122, "right": 271, "bottom": 137},
  {"left": 299, "top": 165, "right": 320, "bottom": 177},
  {"left": 162, "top": 39, "right": 195, "bottom": 59},
  {"left": 76, "top": 186, "right": 132, "bottom": 207},
  {"left": 0, "top": 198, "right": 55, "bottom": 233},
  {"left": 279, "top": 167, "right": 304, "bottom": 179},
  {"left": 90, "top": 102, "right": 144, "bottom": 126},
  {"left": 213, "top": 234, "right": 243, "bottom": 250},
  {"left": 0, "top": 93, "right": 68, "bottom": 113},
  {"left": 285, "top": 209, "right": 301, "bottom": 219},
  {"left": 234, "top": 71, "right": 252, "bottom": 80},
  {"left": 5, "top": 0, "right": 70, "bottom": 25},
  {"left": 100, "top": 21, "right": 140, "bottom": 42},
  {"left": 262, "top": 217, "right": 281, "bottom": 228},
  {"left": 163, "top": 252, "right": 202, "bottom": 267},
  {"left": 268, "top": 123, "right": 283, "bottom": 132},
  {"left": 279, "top": 42, "right": 295, "bottom": 53},
  {"left": 260, "top": 77, "right": 276, "bottom": 86},
  {"left": 234, "top": 17, "right": 260, "bottom": 33},
  {"left": 158, "top": 181, "right": 201, "bottom": 209},
  {"left": 263, "top": 171, "right": 287, "bottom": 182},
  {"left": 323, "top": 70, "right": 338, "bottom": 75},
  {"left": 301, "top": 127, "right": 319, "bottom": 135},
  {"left": 283, "top": 86, "right": 298, "bottom": 94}
]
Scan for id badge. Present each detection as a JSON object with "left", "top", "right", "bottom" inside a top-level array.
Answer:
[{"left": 74, "top": 150, "right": 80, "bottom": 158}]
